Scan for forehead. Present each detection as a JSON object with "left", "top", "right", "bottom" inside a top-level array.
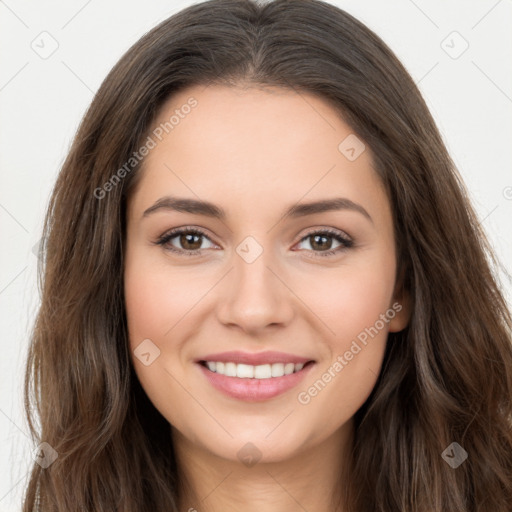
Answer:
[{"left": 128, "top": 84, "right": 390, "bottom": 224}]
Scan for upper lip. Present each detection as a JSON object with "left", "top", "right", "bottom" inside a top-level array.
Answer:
[{"left": 196, "top": 351, "right": 314, "bottom": 366}]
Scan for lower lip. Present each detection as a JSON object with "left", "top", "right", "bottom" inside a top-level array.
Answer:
[{"left": 198, "top": 362, "right": 315, "bottom": 401}]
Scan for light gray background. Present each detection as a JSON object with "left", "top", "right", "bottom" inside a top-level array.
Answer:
[{"left": 1, "top": 1, "right": 511, "bottom": 510}]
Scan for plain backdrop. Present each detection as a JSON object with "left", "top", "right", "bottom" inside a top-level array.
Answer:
[{"left": 1, "top": 0, "right": 511, "bottom": 510}]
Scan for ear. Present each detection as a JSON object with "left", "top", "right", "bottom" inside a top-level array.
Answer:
[{"left": 388, "top": 267, "right": 412, "bottom": 333}]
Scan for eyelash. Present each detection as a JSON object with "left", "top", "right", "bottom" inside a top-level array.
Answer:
[{"left": 154, "top": 226, "right": 354, "bottom": 258}]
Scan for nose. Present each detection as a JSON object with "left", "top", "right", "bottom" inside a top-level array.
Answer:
[{"left": 216, "top": 246, "right": 294, "bottom": 335}]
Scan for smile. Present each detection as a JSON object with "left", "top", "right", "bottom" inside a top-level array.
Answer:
[
  {"left": 201, "top": 361, "right": 308, "bottom": 378},
  {"left": 197, "top": 360, "right": 315, "bottom": 401}
]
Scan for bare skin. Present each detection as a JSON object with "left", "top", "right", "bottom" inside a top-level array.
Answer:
[{"left": 124, "top": 84, "right": 410, "bottom": 512}]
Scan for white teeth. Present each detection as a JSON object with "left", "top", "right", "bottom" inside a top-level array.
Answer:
[
  {"left": 284, "top": 362, "right": 295, "bottom": 375},
  {"left": 204, "top": 361, "right": 308, "bottom": 379},
  {"left": 225, "top": 362, "right": 237, "bottom": 377},
  {"left": 271, "top": 363, "right": 284, "bottom": 377},
  {"left": 254, "top": 364, "right": 271, "bottom": 379},
  {"left": 237, "top": 364, "right": 254, "bottom": 378}
]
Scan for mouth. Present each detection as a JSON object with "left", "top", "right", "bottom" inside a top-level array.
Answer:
[
  {"left": 196, "top": 358, "right": 316, "bottom": 401},
  {"left": 198, "top": 360, "right": 315, "bottom": 378}
]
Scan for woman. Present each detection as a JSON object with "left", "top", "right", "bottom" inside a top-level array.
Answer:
[{"left": 22, "top": 0, "right": 512, "bottom": 510}]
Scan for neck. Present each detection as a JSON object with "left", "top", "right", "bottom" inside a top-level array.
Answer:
[{"left": 172, "top": 420, "right": 354, "bottom": 512}]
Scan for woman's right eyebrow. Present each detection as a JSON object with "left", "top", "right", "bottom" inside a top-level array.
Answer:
[
  {"left": 142, "top": 195, "right": 225, "bottom": 220},
  {"left": 141, "top": 195, "right": 373, "bottom": 224}
]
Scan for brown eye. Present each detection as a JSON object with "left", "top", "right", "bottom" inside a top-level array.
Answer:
[
  {"left": 156, "top": 227, "right": 216, "bottom": 255},
  {"left": 295, "top": 229, "right": 353, "bottom": 258},
  {"left": 177, "top": 232, "right": 203, "bottom": 251},
  {"left": 309, "top": 233, "right": 336, "bottom": 251}
]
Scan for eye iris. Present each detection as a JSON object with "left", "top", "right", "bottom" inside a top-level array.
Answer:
[
  {"left": 311, "top": 234, "right": 332, "bottom": 251},
  {"left": 181, "top": 232, "right": 202, "bottom": 250}
]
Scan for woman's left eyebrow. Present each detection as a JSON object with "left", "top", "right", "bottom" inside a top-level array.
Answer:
[{"left": 142, "top": 195, "right": 373, "bottom": 224}]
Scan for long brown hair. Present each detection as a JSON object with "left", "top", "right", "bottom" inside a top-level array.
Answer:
[{"left": 23, "top": 0, "right": 512, "bottom": 510}]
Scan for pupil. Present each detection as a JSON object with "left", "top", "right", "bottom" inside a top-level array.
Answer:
[
  {"left": 312, "top": 234, "right": 331, "bottom": 251},
  {"left": 182, "top": 233, "right": 201, "bottom": 250}
]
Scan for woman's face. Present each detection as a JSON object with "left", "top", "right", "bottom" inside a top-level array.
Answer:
[{"left": 124, "top": 84, "right": 409, "bottom": 464}]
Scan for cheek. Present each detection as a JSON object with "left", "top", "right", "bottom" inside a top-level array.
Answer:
[
  {"left": 124, "top": 254, "right": 204, "bottom": 344},
  {"left": 123, "top": 251, "right": 216, "bottom": 406},
  {"left": 123, "top": 256, "right": 205, "bottom": 432},
  {"left": 125, "top": 274, "right": 168, "bottom": 345},
  {"left": 298, "top": 253, "right": 396, "bottom": 347},
  {"left": 293, "top": 254, "right": 395, "bottom": 418}
]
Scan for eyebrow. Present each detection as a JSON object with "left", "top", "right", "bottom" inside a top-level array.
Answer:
[{"left": 142, "top": 195, "right": 373, "bottom": 223}]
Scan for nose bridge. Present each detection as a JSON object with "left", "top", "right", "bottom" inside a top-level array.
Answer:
[
  {"left": 216, "top": 234, "right": 293, "bottom": 332},
  {"left": 232, "top": 235, "right": 279, "bottom": 304},
  {"left": 235, "top": 240, "right": 273, "bottom": 292}
]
